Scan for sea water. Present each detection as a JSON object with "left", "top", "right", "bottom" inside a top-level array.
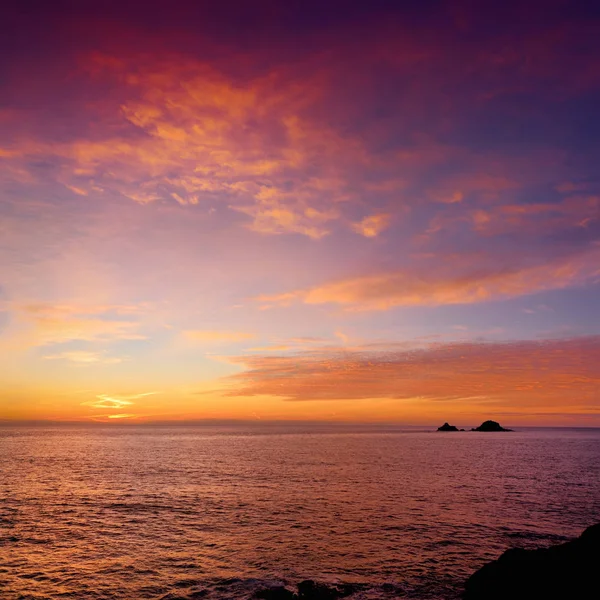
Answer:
[{"left": 1, "top": 425, "right": 599, "bottom": 599}]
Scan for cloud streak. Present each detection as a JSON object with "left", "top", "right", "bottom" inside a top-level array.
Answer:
[
  {"left": 13, "top": 303, "right": 147, "bottom": 346},
  {"left": 43, "top": 350, "right": 124, "bottom": 364},
  {"left": 258, "top": 246, "right": 600, "bottom": 310},
  {"left": 224, "top": 336, "right": 600, "bottom": 413},
  {"left": 82, "top": 392, "right": 159, "bottom": 410},
  {"left": 184, "top": 330, "right": 256, "bottom": 343}
]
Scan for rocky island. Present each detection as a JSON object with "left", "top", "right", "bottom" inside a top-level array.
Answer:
[
  {"left": 436, "top": 420, "right": 511, "bottom": 432},
  {"left": 437, "top": 422, "right": 459, "bottom": 431},
  {"left": 470, "top": 420, "right": 512, "bottom": 432}
]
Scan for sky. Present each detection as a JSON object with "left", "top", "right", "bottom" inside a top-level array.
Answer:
[{"left": 1, "top": 0, "right": 599, "bottom": 425}]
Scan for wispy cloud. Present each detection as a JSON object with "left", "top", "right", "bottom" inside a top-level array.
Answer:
[
  {"left": 248, "top": 335, "right": 336, "bottom": 352},
  {"left": 257, "top": 246, "right": 600, "bottom": 310},
  {"left": 184, "top": 330, "right": 256, "bottom": 343},
  {"left": 13, "top": 303, "right": 148, "bottom": 346},
  {"left": 423, "top": 194, "right": 600, "bottom": 240},
  {"left": 21, "top": 303, "right": 144, "bottom": 317},
  {"left": 106, "top": 413, "right": 138, "bottom": 419},
  {"left": 247, "top": 344, "right": 293, "bottom": 352},
  {"left": 82, "top": 392, "right": 159, "bottom": 409},
  {"left": 43, "top": 350, "right": 124, "bottom": 364}
]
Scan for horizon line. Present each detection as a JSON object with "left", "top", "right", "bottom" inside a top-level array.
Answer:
[{"left": 1, "top": 418, "right": 599, "bottom": 429}]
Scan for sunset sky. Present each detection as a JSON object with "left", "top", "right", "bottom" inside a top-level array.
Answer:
[{"left": 1, "top": 0, "right": 599, "bottom": 425}]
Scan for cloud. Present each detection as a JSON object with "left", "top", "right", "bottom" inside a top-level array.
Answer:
[
  {"left": 233, "top": 198, "right": 339, "bottom": 239},
  {"left": 184, "top": 330, "right": 256, "bottom": 343},
  {"left": 223, "top": 336, "right": 600, "bottom": 412},
  {"left": 81, "top": 392, "right": 159, "bottom": 409},
  {"left": 2, "top": 17, "right": 599, "bottom": 252},
  {"left": 351, "top": 213, "right": 391, "bottom": 237},
  {"left": 21, "top": 303, "right": 143, "bottom": 316},
  {"left": 471, "top": 195, "right": 600, "bottom": 237},
  {"left": 1, "top": 5, "right": 600, "bottom": 427},
  {"left": 248, "top": 345, "right": 292, "bottom": 352},
  {"left": 419, "top": 181, "right": 600, "bottom": 248},
  {"left": 43, "top": 350, "right": 124, "bottom": 364},
  {"left": 0, "top": 54, "right": 363, "bottom": 239},
  {"left": 14, "top": 303, "right": 147, "bottom": 345},
  {"left": 257, "top": 246, "right": 600, "bottom": 310},
  {"left": 462, "top": 195, "right": 600, "bottom": 237},
  {"left": 335, "top": 331, "right": 350, "bottom": 344},
  {"left": 247, "top": 335, "right": 334, "bottom": 352},
  {"left": 106, "top": 413, "right": 138, "bottom": 419},
  {"left": 87, "top": 413, "right": 140, "bottom": 421}
]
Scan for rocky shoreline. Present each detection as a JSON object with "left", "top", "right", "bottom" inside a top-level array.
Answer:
[
  {"left": 251, "top": 523, "right": 600, "bottom": 600},
  {"left": 463, "top": 522, "right": 600, "bottom": 599}
]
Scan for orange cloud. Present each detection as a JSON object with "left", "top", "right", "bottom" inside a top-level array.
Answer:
[
  {"left": 420, "top": 180, "right": 599, "bottom": 245},
  {"left": 351, "top": 213, "right": 391, "bottom": 237},
  {"left": 106, "top": 414, "right": 138, "bottom": 419},
  {"left": 471, "top": 195, "right": 600, "bottom": 236},
  {"left": 233, "top": 196, "right": 339, "bottom": 239},
  {"left": 81, "top": 392, "right": 158, "bottom": 410},
  {"left": 223, "top": 336, "right": 600, "bottom": 416},
  {"left": 258, "top": 245, "right": 600, "bottom": 310},
  {"left": 0, "top": 54, "right": 367, "bottom": 238},
  {"left": 2, "top": 26, "right": 594, "bottom": 250}
]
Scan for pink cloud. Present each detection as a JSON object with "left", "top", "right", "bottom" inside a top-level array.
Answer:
[{"left": 257, "top": 246, "right": 600, "bottom": 310}]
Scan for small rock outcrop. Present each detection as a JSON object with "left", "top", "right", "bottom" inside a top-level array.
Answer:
[
  {"left": 463, "top": 523, "right": 600, "bottom": 599},
  {"left": 298, "top": 580, "right": 352, "bottom": 599},
  {"left": 254, "top": 581, "right": 359, "bottom": 600},
  {"left": 254, "top": 587, "right": 296, "bottom": 600},
  {"left": 437, "top": 422, "right": 459, "bottom": 431},
  {"left": 471, "top": 420, "right": 512, "bottom": 432}
]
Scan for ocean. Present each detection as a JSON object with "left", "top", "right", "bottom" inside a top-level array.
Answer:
[{"left": 1, "top": 425, "right": 599, "bottom": 599}]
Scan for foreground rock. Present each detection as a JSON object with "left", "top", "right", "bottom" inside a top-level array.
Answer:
[
  {"left": 254, "top": 587, "right": 295, "bottom": 600},
  {"left": 254, "top": 580, "right": 360, "bottom": 600},
  {"left": 463, "top": 523, "right": 600, "bottom": 599},
  {"left": 437, "top": 422, "right": 459, "bottom": 431},
  {"left": 471, "top": 420, "right": 512, "bottom": 432}
]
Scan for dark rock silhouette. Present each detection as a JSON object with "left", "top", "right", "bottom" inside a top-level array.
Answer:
[
  {"left": 254, "top": 586, "right": 296, "bottom": 600},
  {"left": 298, "top": 580, "right": 349, "bottom": 599},
  {"left": 463, "top": 523, "right": 600, "bottom": 599},
  {"left": 471, "top": 420, "right": 512, "bottom": 432},
  {"left": 437, "top": 422, "right": 459, "bottom": 431},
  {"left": 254, "top": 581, "right": 359, "bottom": 600}
]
